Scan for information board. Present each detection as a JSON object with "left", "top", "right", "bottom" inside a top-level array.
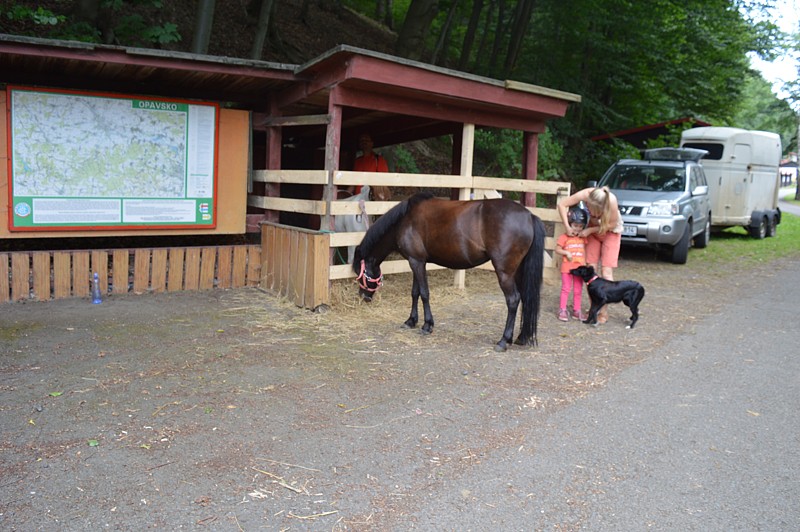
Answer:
[{"left": 7, "top": 87, "right": 218, "bottom": 231}]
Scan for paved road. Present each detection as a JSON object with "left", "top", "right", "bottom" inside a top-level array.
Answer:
[
  {"left": 779, "top": 185, "right": 800, "bottom": 216},
  {"left": 410, "top": 259, "right": 800, "bottom": 530}
]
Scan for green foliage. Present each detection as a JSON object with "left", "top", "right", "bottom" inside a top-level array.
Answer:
[
  {"left": 474, "top": 129, "right": 522, "bottom": 177},
  {"left": 143, "top": 21, "right": 181, "bottom": 45},
  {"left": 536, "top": 130, "right": 565, "bottom": 180},
  {"left": 2, "top": 5, "right": 64, "bottom": 27},
  {"left": 732, "top": 72, "right": 799, "bottom": 153},
  {"left": 3, "top": 1, "right": 178, "bottom": 46},
  {"left": 54, "top": 21, "right": 102, "bottom": 43},
  {"left": 643, "top": 122, "right": 700, "bottom": 150},
  {"left": 388, "top": 145, "right": 421, "bottom": 173},
  {"left": 113, "top": 15, "right": 182, "bottom": 46}
]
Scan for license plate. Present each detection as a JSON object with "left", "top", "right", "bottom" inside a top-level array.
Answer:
[{"left": 623, "top": 225, "right": 637, "bottom": 236}]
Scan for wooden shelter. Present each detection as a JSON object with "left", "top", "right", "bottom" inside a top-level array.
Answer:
[{"left": 0, "top": 35, "right": 580, "bottom": 307}]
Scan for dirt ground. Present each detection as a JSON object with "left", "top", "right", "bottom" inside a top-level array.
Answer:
[{"left": 0, "top": 246, "right": 775, "bottom": 530}]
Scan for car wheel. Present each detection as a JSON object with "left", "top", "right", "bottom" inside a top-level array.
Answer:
[
  {"left": 693, "top": 216, "right": 710, "bottom": 249},
  {"left": 669, "top": 225, "right": 691, "bottom": 264},
  {"left": 766, "top": 216, "right": 777, "bottom": 237},
  {"left": 749, "top": 216, "right": 767, "bottom": 239}
]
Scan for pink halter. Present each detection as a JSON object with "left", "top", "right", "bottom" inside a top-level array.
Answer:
[{"left": 356, "top": 260, "right": 383, "bottom": 292}]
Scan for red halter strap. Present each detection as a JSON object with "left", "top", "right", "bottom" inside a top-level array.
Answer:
[
  {"left": 356, "top": 260, "right": 383, "bottom": 292},
  {"left": 587, "top": 275, "right": 599, "bottom": 284}
]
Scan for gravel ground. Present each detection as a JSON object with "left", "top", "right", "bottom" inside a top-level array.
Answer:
[{"left": 0, "top": 242, "right": 794, "bottom": 530}]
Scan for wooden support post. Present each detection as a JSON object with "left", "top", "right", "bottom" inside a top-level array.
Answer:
[
  {"left": 523, "top": 132, "right": 539, "bottom": 207},
  {"left": 265, "top": 119, "right": 282, "bottom": 224},
  {"left": 454, "top": 123, "right": 475, "bottom": 289},
  {"left": 322, "top": 97, "right": 343, "bottom": 233}
]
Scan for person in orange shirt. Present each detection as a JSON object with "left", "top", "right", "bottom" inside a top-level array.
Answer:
[
  {"left": 555, "top": 207, "right": 589, "bottom": 321},
  {"left": 352, "top": 133, "right": 388, "bottom": 195}
]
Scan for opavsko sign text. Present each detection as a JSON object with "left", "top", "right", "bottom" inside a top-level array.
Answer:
[{"left": 7, "top": 87, "right": 219, "bottom": 231}]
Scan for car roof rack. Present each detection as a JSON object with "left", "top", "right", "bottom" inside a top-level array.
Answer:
[{"left": 642, "top": 147, "right": 708, "bottom": 162}]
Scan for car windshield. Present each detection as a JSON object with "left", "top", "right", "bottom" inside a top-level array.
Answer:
[{"left": 602, "top": 165, "right": 686, "bottom": 192}]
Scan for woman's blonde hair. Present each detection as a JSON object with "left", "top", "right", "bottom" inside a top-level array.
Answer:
[{"left": 586, "top": 187, "right": 613, "bottom": 234}]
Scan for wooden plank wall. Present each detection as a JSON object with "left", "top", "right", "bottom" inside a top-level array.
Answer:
[
  {"left": 0, "top": 245, "right": 261, "bottom": 304},
  {"left": 261, "top": 222, "right": 328, "bottom": 309}
]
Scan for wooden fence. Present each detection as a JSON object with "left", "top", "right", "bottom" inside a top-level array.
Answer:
[
  {"left": 3, "top": 173, "right": 568, "bottom": 308},
  {"left": 260, "top": 223, "right": 329, "bottom": 309},
  {"left": 0, "top": 245, "right": 261, "bottom": 304}
]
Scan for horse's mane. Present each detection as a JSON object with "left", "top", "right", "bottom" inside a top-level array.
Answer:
[{"left": 359, "top": 192, "right": 435, "bottom": 258}]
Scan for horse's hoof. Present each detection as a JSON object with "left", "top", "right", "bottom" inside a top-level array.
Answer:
[
  {"left": 494, "top": 344, "right": 507, "bottom": 352},
  {"left": 420, "top": 329, "right": 432, "bottom": 336}
]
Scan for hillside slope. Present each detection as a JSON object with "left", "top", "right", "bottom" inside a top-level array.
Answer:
[{"left": 0, "top": 0, "right": 398, "bottom": 64}]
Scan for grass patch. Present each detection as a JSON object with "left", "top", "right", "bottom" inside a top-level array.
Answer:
[{"left": 688, "top": 211, "right": 800, "bottom": 269}]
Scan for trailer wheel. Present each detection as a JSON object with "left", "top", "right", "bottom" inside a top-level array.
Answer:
[
  {"left": 766, "top": 216, "right": 777, "bottom": 237},
  {"left": 749, "top": 216, "right": 767, "bottom": 239}
]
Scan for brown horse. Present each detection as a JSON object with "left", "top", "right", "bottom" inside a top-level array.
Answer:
[{"left": 352, "top": 192, "right": 545, "bottom": 351}]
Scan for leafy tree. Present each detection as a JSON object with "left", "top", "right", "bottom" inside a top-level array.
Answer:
[{"left": 733, "top": 72, "right": 799, "bottom": 153}]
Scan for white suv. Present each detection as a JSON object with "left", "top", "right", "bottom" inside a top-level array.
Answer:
[{"left": 594, "top": 148, "right": 712, "bottom": 264}]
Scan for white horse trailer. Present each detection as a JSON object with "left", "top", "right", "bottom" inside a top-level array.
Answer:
[{"left": 680, "top": 127, "right": 782, "bottom": 238}]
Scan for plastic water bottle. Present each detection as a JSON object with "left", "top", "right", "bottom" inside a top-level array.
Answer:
[{"left": 91, "top": 272, "right": 102, "bottom": 304}]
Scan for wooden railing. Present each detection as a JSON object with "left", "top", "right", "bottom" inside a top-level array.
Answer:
[
  {"left": 250, "top": 169, "right": 570, "bottom": 280},
  {"left": 0, "top": 245, "right": 261, "bottom": 303}
]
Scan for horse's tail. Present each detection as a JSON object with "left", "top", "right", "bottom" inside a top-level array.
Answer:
[{"left": 519, "top": 214, "right": 545, "bottom": 345}]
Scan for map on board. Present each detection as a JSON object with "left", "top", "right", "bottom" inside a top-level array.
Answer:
[{"left": 8, "top": 88, "right": 218, "bottom": 230}]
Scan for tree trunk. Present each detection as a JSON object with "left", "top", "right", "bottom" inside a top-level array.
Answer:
[
  {"left": 72, "top": 0, "right": 101, "bottom": 22},
  {"left": 473, "top": 0, "right": 497, "bottom": 75},
  {"left": 430, "top": 0, "right": 461, "bottom": 65},
  {"left": 300, "top": 0, "right": 312, "bottom": 23},
  {"left": 458, "top": 0, "right": 484, "bottom": 71},
  {"left": 250, "top": 0, "right": 277, "bottom": 59},
  {"left": 72, "top": 0, "right": 115, "bottom": 43},
  {"left": 502, "top": 0, "right": 535, "bottom": 78},
  {"left": 395, "top": 0, "right": 440, "bottom": 60},
  {"left": 487, "top": 0, "right": 508, "bottom": 77},
  {"left": 376, "top": 0, "right": 394, "bottom": 29},
  {"left": 191, "top": 0, "right": 216, "bottom": 55}
]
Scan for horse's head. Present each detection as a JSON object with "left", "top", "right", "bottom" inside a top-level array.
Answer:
[
  {"left": 371, "top": 185, "right": 391, "bottom": 202},
  {"left": 354, "top": 255, "right": 383, "bottom": 302}
]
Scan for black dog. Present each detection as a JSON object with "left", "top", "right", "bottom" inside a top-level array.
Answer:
[{"left": 570, "top": 265, "right": 645, "bottom": 329}]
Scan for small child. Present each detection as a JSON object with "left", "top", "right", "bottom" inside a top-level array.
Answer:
[{"left": 555, "top": 207, "right": 589, "bottom": 321}]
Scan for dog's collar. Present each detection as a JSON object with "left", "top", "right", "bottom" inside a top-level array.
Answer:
[{"left": 587, "top": 275, "right": 599, "bottom": 284}]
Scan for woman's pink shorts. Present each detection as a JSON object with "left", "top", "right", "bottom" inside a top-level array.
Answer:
[{"left": 585, "top": 231, "right": 621, "bottom": 268}]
